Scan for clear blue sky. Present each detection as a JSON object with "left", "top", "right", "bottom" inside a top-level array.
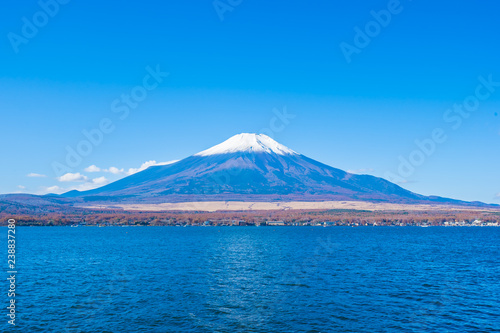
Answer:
[{"left": 1, "top": 0, "right": 499, "bottom": 203}]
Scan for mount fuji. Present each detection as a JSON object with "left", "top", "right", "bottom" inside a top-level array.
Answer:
[{"left": 62, "top": 133, "right": 485, "bottom": 206}]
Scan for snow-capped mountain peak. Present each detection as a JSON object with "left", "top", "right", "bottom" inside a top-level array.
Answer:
[{"left": 194, "top": 133, "right": 298, "bottom": 156}]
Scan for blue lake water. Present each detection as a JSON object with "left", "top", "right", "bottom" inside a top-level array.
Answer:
[{"left": 3, "top": 226, "right": 500, "bottom": 332}]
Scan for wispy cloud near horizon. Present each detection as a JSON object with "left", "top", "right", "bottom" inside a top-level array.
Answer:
[
  {"left": 84, "top": 165, "right": 101, "bottom": 172},
  {"left": 57, "top": 172, "right": 88, "bottom": 182},
  {"left": 27, "top": 173, "right": 47, "bottom": 178}
]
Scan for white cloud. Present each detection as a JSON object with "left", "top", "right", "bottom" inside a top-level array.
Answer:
[
  {"left": 84, "top": 165, "right": 124, "bottom": 174},
  {"left": 83, "top": 161, "right": 179, "bottom": 177},
  {"left": 39, "top": 176, "right": 109, "bottom": 195},
  {"left": 40, "top": 185, "right": 65, "bottom": 195},
  {"left": 74, "top": 177, "right": 108, "bottom": 191},
  {"left": 57, "top": 172, "right": 88, "bottom": 182},
  {"left": 127, "top": 160, "right": 157, "bottom": 175},
  {"left": 92, "top": 176, "right": 108, "bottom": 185},
  {"left": 105, "top": 166, "right": 125, "bottom": 174},
  {"left": 27, "top": 173, "right": 47, "bottom": 178},
  {"left": 73, "top": 183, "right": 98, "bottom": 192},
  {"left": 36, "top": 160, "right": 177, "bottom": 194},
  {"left": 127, "top": 160, "right": 178, "bottom": 175},
  {"left": 73, "top": 177, "right": 109, "bottom": 191},
  {"left": 17, "top": 185, "right": 26, "bottom": 189},
  {"left": 36, "top": 160, "right": 178, "bottom": 196},
  {"left": 84, "top": 165, "right": 101, "bottom": 172}
]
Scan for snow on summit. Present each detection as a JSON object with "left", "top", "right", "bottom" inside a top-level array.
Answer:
[{"left": 194, "top": 133, "right": 298, "bottom": 156}]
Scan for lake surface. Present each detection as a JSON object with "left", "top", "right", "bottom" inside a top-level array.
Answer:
[{"left": 3, "top": 227, "right": 500, "bottom": 332}]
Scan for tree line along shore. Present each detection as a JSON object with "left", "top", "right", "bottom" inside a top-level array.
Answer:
[{"left": 2, "top": 208, "right": 500, "bottom": 227}]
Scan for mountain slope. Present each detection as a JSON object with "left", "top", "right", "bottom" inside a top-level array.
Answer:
[{"left": 62, "top": 133, "right": 489, "bottom": 206}]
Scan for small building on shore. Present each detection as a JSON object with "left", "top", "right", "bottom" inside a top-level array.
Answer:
[{"left": 266, "top": 221, "right": 285, "bottom": 226}]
